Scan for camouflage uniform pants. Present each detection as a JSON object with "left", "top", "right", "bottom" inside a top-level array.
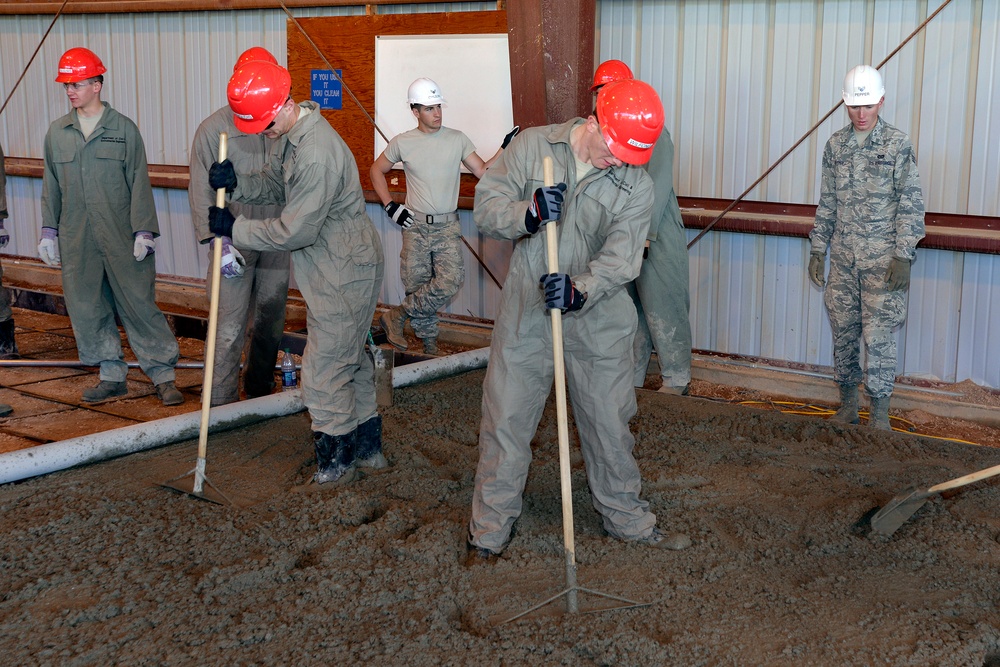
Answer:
[
  {"left": 399, "top": 219, "right": 465, "bottom": 341},
  {"left": 825, "top": 256, "right": 906, "bottom": 398}
]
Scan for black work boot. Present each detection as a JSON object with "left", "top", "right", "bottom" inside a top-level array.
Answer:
[
  {"left": 829, "top": 383, "right": 860, "bottom": 424},
  {"left": 355, "top": 414, "right": 388, "bottom": 469},
  {"left": 0, "top": 318, "right": 17, "bottom": 359},
  {"left": 379, "top": 306, "right": 408, "bottom": 351},
  {"left": 313, "top": 430, "right": 358, "bottom": 484},
  {"left": 82, "top": 380, "right": 128, "bottom": 402}
]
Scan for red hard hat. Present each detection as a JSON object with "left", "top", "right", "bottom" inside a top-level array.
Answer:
[
  {"left": 596, "top": 79, "right": 664, "bottom": 166},
  {"left": 227, "top": 61, "right": 291, "bottom": 133},
  {"left": 590, "top": 59, "right": 633, "bottom": 92},
  {"left": 55, "top": 47, "right": 107, "bottom": 83},
  {"left": 233, "top": 46, "right": 278, "bottom": 73}
]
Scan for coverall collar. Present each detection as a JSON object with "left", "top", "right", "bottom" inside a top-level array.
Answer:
[
  {"left": 60, "top": 101, "right": 117, "bottom": 142},
  {"left": 283, "top": 101, "right": 322, "bottom": 150}
]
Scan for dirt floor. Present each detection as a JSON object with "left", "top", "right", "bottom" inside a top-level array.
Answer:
[{"left": 4, "top": 368, "right": 1000, "bottom": 665}]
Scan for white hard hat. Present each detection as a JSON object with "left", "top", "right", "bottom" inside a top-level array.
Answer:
[
  {"left": 842, "top": 65, "right": 885, "bottom": 106},
  {"left": 407, "top": 77, "right": 445, "bottom": 106}
]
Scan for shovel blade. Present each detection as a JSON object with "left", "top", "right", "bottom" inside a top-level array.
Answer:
[{"left": 869, "top": 486, "right": 934, "bottom": 537}]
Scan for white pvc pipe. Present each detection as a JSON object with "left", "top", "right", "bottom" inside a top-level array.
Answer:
[
  {"left": 392, "top": 347, "right": 489, "bottom": 387},
  {"left": 0, "top": 347, "right": 491, "bottom": 485},
  {"left": 0, "top": 391, "right": 305, "bottom": 485}
]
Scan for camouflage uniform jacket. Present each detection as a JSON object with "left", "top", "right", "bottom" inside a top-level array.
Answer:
[{"left": 809, "top": 117, "right": 925, "bottom": 269}]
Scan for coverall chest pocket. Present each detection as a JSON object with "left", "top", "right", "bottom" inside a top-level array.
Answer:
[
  {"left": 93, "top": 142, "right": 128, "bottom": 201},
  {"left": 52, "top": 150, "right": 79, "bottom": 192},
  {"left": 865, "top": 156, "right": 895, "bottom": 198}
]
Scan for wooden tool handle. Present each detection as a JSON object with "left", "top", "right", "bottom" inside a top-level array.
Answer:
[
  {"left": 929, "top": 462, "right": 1000, "bottom": 493},
  {"left": 215, "top": 133, "right": 228, "bottom": 207}
]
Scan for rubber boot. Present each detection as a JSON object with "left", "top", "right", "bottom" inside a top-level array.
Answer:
[
  {"left": 868, "top": 395, "right": 892, "bottom": 431},
  {"left": 379, "top": 306, "right": 408, "bottom": 351},
  {"left": 0, "top": 318, "right": 17, "bottom": 359},
  {"left": 313, "top": 430, "right": 357, "bottom": 484},
  {"left": 829, "top": 383, "right": 860, "bottom": 424},
  {"left": 355, "top": 414, "right": 388, "bottom": 469}
]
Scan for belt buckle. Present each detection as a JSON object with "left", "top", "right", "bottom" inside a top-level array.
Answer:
[{"left": 426, "top": 214, "right": 435, "bottom": 224}]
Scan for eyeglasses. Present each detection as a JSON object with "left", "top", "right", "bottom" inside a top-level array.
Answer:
[
  {"left": 62, "top": 80, "right": 94, "bottom": 91},
  {"left": 265, "top": 119, "right": 276, "bottom": 131}
]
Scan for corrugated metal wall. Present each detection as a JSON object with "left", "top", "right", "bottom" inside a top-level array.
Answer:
[
  {"left": 1, "top": 1, "right": 998, "bottom": 388},
  {"left": 599, "top": 0, "right": 1000, "bottom": 389},
  {"left": 0, "top": 2, "right": 499, "bottom": 313}
]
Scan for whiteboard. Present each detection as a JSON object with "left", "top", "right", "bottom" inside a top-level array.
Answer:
[{"left": 374, "top": 34, "right": 514, "bottom": 171}]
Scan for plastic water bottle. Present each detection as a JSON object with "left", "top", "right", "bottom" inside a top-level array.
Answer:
[{"left": 281, "top": 348, "right": 297, "bottom": 391}]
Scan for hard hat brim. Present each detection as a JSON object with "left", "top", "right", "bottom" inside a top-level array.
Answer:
[
  {"left": 605, "top": 137, "right": 653, "bottom": 166},
  {"left": 233, "top": 109, "right": 279, "bottom": 134}
]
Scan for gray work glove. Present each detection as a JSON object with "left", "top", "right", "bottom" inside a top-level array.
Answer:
[
  {"left": 885, "top": 257, "right": 912, "bottom": 291},
  {"left": 133, "top": 231, "right": 156, "bottom": 262},
  {"left": 38, "top": 227, "right": 60, "bottom": 266},
  {"left": 525, "top": 183, "right": 567, "bottom": 234},
  {"left": 808, "top": 252, "right": 826, "bottom": 288},
  {"left": 212, "top": 236, "right": 246, "bottom": 279}
]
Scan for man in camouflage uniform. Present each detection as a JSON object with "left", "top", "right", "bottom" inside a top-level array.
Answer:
[
  {"left": 371, "top": 77, "right": 516, "bottom": 355},
  {"left": 808, "top": 65, "right": 925, "bottom": 431}
]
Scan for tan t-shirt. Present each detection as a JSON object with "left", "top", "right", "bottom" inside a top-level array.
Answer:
[{"left": 383, "top": 126, "right": 476, "bottom": 215}]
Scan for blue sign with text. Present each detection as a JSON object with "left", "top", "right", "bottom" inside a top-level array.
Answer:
[{"left": 311, "top": 70, "right": 343, "bottom": 110}]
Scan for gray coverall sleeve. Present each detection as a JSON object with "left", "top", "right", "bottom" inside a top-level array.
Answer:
[
  {"left": 472, "top": 146, "right": 534, "bottom": 241},
  {"left": 126, "top": 128, "right": 159, "bottom": 236},
  {"left": 187, "top": 125, "right": 216, "bottom": 244},
  {"left": 233, "top": 161, "right": 330, "bottom": 252},
  {"left": 892, "top": 143, "right": 925, "bottom": 261},
  {"left": 809, "top": 140, "right": 837, "bottom": 255},
  {"left": 40, "top": 132, "right": 62, "bottom": 232},
  {"left": 644, "top": 130, "right": 676, "bottom": 243},
  {"left": 231, "top": 144, "right": 286, "bottom": 208}
]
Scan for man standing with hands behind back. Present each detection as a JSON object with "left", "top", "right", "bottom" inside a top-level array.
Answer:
[
  {"left": 38, "top": 47, "right": 183, "bottom": 406},
  {"left": 808, "top": 65, "right": 925, "bottom": 431}
]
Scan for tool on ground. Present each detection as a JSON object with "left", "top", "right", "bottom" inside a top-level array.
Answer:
[
  {"left": 368, "top": 330, "right": 394, "bottom": 408},
  {"left": 161, "top": 132, "right": 233, "bottom": 506},
  {"left": 503, "top": 157, "right": 649, "bottom": 623},
  {"left": 870, "top": 462, "right": 1000, "bottom": 537}
]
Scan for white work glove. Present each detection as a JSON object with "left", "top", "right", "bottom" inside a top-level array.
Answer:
[
  {"left": 0, "top": 222, "right": 8, "bottom": 249},
  {"left": 212, "top": 236, "right": 246, "bottom": 279},
  {"left": 133, "top": 231, "right": 156, "bottom": 262},
  {"left": 38, "top": 227, "right": 60, "bottom": 266}
]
